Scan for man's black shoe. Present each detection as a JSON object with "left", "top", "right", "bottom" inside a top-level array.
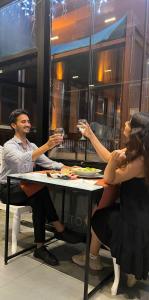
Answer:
[
  {"left": 54, "top": 228, "right": 83, "bottom": 244},
  {"left": 34, "top": 246, "right": 59, "bottom": 266}
]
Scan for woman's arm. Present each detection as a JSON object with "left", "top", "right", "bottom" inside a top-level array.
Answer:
[
  {"left": 80, "top": 123, "right": 111, "bottom": 162},
  {"left": 80, "top": 122, "right": 126, "bottom": 162},
  {"left": 104, "top": 151, "right": 144, "bottom": 184},
  {"left": 89, "top": 131, "right": 111, "bottom": 162}
]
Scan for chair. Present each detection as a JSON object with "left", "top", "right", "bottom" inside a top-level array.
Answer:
[
  {"left": 0, "top": 146, "right": 32, "bottom": 254},
  {"left": 111, "top": 258, "right": 120, "bottom": 296},
  {"left": 111, "top": 258, "right": 137, "bottom": 295}
]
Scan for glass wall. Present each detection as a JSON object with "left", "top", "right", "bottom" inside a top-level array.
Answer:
[
  {"left": 0, "top": 0, "right": 36, "bottom": 58},
  {"left": 0, "top": 0, "right": 149, "bottom": 161},
  {"left": 0, "top": 0, "right": 37, "bottom": 145},
  {"left": 0, "top": 65, "right": 37, "bottom": 124},
  {"left": 50, "top": 0, "right": 149, "bottom": 161}
]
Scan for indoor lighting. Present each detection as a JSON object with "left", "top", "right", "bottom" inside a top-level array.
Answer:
[
  {"left": 104, "top": 69, "right": 112, "bottom": 73},
  {"left": 52, "top": 0, "right": 65, "bottom": 3},
  {"left": 51, "top": 36, "right": 59, "bottom": 41},
  {"left": 105, "top": 17, "right": 116, "bottom": 23},
  {"left": 89, "top": 84, "right": 95, "bottom": 87},
  {"left": 51, "top": 0, "right": 67, "bottom": 18},
  {"left": 19, "top": 0, "right": 35, "bottom": 17},
  {"left": 0, "top": 69, "right": 3, "bottom": 74},
  {"left": 72, "top": 75, "right": 79, "bottom": 79},
  {"left": 1, "top": 0, "right": 36, "bottom": 18},
  {"left": 97, "top": 0, "right": 108, "bottom": 14}
]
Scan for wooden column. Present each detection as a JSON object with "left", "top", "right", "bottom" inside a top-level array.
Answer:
[
  {"left": 140, "top": 0, "right": 149, "bottom": 111},
  {"left": 120, "top": 12, "right": 136, "bottom": 147}
]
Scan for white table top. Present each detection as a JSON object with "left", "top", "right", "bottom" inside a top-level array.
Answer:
[{"left": 8, "top": 172, "right": 103, "bottom": 192}]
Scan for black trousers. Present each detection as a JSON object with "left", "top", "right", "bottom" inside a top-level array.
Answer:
[{"left": 0, "top": 184, "right": 59, "bottom": 243}]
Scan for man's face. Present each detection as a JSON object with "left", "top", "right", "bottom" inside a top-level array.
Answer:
[{"left": 11, "top": 114, "right": 31, "bottom": 135}]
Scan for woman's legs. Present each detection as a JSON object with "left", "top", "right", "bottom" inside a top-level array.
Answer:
[
  {"left": 72, "top": 207, "right": 111, "bottom": 270},
  {"left": 90, "top": 228, "right": 102, "bottom": 256},
  {"left": 72, "top": 227, "right": 103, "bottom": 270}
]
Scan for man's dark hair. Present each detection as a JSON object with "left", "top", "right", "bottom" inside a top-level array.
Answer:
[{"left": 9, "top": 109, "right": 30, "bottom": 126}]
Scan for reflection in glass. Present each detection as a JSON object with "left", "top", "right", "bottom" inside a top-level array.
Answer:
[
  {"left": 49, "top": 0, "right": 148, "bottom": 162},
  {"left": 0, "top": 0, "right": 36, "bottom": 58}
]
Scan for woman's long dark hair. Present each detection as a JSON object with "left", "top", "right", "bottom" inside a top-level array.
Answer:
[{"left": 125, "top": 112, "right": 149, "bottom": 185}]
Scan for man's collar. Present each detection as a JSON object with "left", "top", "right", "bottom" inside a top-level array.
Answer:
[{"left": 13, "top": 136, "right": 30, "bottom": 145}]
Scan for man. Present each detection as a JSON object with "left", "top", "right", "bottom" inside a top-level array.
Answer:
[{"left": 0, "top": 109, "right": 79, "bottom": 266}]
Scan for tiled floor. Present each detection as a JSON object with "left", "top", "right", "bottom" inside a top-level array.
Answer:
[{"left": 0, "top": 210, "right": 149, "bottom": 300}]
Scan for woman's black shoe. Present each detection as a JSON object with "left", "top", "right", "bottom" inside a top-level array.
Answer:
[{"left": 34, "top": 246, "right": 59, "bottom": 266}]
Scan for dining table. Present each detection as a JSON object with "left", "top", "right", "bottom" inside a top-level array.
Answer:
[{"left": 4, "top": 170, "right": 113, "bottom": 300}]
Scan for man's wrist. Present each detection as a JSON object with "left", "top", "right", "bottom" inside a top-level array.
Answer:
[{"left": 45, "top": 142, "right": 51, "bottom": 150}]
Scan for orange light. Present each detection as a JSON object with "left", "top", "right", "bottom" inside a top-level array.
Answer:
[
  {"left": 97, "top": 56, "right": 104, "bottom": 82},
  {"left": 56, "top": 62, "right": 64, "bottom": 80}
]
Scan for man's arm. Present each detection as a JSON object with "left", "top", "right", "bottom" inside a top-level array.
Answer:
[
  {"left": 32, "top": 134, "right": 63, "bottom": 161},
  {"left": 4, "top": 134, "right": 63, "bottom": 167},
  {"left": 33, "top": 145, "right": 63, "bottom": 170}
]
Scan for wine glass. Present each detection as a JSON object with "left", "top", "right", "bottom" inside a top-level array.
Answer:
[
  {"left": 53, "top": 127, "right": 65, "bottom": 148},
  {"left": 77, "top": 119, "right": 87, "bottom": 140}
]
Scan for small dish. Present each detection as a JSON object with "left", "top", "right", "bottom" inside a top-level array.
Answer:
[{"left": 73, "top": 167, "right": 102, "bottom": 177}]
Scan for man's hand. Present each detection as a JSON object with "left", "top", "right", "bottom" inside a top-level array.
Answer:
[{"left": 47, "top": 134, "right": 63, "bottom": 150}]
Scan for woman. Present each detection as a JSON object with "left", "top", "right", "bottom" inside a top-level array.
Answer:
[
  {"left": 92, "top": 115, "right": 149, "bottom": 283},
  {"left": 72, "top": 112, "right": 149, "bottom": 278}
]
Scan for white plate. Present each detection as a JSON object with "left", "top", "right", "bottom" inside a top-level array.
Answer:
[
  {"left": 77, "top": 173, "right": 103, "bottom": 179},
  {"left": 74, "top": 169, "right": 102, "bottom": 176},
  {"left": 48, "top": 173, "right": 62, "bottom": 179}
]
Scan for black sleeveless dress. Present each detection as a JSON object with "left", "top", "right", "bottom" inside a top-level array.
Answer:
[{"left": 91, "top": 178, "right": 149, "bottom": 280}]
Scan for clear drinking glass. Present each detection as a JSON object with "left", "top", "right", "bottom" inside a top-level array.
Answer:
[
  {"left": 77, "top": 119, "right": 87, "bottom": 140},
  {"left": 54, "top": 127, "right": 65, "bottom": 148}
]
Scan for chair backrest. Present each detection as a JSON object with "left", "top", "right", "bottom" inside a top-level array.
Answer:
[{"left": 0, "top": 146, "right": 3, "bottom": 174}]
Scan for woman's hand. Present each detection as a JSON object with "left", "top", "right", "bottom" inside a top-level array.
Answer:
[
  {"left": 104, "top": 150, "right": 126, "bottom": 184},
  {"left": 77, "top": 122, "right": 93, "bottom": 139},
  {"left": 47, "top": 134, "right": 63, "bottom": 150},
  {"left": 110, "top": 150, "right": 126, "bottom": 167}
]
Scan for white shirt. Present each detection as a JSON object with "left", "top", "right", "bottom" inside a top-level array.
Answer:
[{"left": 0, "top": 136, "right": 63, "bottom": 184}]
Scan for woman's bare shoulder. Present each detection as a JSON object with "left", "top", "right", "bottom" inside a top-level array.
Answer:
[{"left": 128, "top": 156, "right": 144, "bottom": 177}]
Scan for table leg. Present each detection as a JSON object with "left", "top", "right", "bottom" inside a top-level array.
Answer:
[
  {"left": 4, "top": 177, "right": 10, "bottom": 264},
  {"left": 83, "top": 192, "right": 92, "bottom": 300},
  {"left": 83, "top": 190, "right": 113, "bottom": 299},
  {"left": 61, "top": 189, "right": 65, "bottom": 224}
]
